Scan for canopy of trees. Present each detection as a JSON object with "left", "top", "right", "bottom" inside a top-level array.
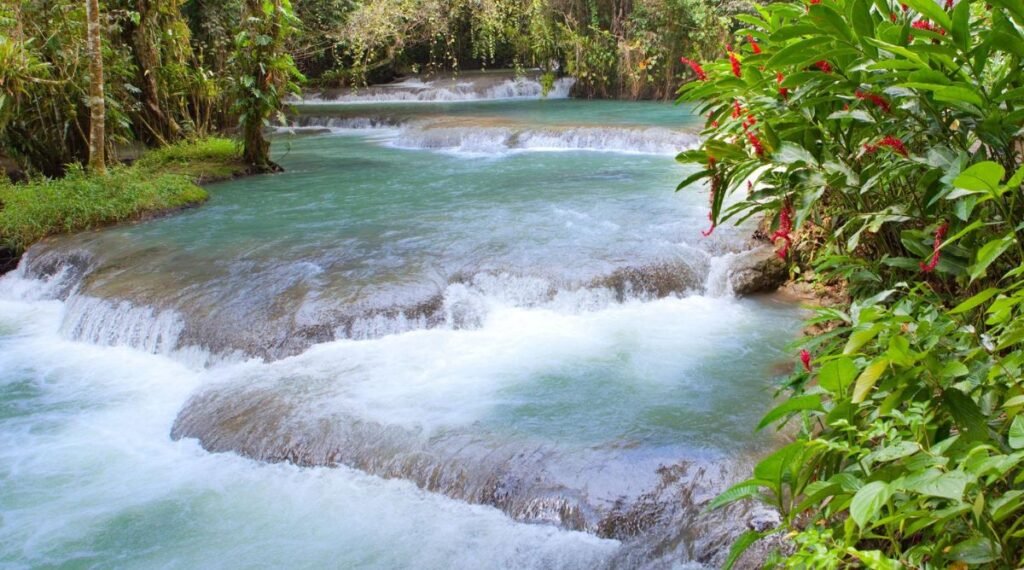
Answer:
[{"left": 0, "top": 0, "right": 744, "bottom": 176}]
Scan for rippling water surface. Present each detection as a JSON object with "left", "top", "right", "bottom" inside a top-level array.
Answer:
[{"left": 0, "top": 87, "right": 799, "bottom": 569}]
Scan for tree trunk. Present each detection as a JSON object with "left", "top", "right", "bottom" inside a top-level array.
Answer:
[
  {"left": 86, "top": 0, "right": 106, "bottom": 175},
  {"left": 133, "top": 0, "right": 181, "bottom": 144}
]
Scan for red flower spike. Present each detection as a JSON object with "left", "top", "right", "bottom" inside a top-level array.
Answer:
[
  {"left": 890, "top": 11, "right": 898, "bottom": 22},
  {"left": 732, "top": 100, "right": 743, "bottom": 119},
  {"left": 901, "top": 3, "right": 908, "bottom": 10},
  {"left": 815, "top": 60, "right": 832, "bottom": 73},
  {"left": 855, "top": 90, "right": 891, "bottom": 113},
  {"left": 920, "top": 222, "right": 949, "bottom": 272},
  {"left": 746, "top": 129, "right": 766, "bottom": 158},
  {"left": 680, "top": 57, "right": 707, "bottom": 81},
  {"left": 945, "top": 0, "right": 953, "bottom": 9},
  {"left": 879, "top": 135, "right": 908, "bottom": 156},
  {"left": 912, "top": 19, "right": 946, "bottom": 35},
  {"left": 863, "top": 143, "right": 879, "bottom": 154},
  {"left": 776, "top": 72, "right": 789, "bottom": 99},
  {"left": 747, "top": 35, "right": 762, "bottom": 55},
  {"left": 728, "top": 51, "right": 742, "bottom": 78},
  {"left": 800, "top": 349, "right": 812, "bottom": 372},
  {"left": 771, "top": 203, "right": 794, "bottom": 258}
]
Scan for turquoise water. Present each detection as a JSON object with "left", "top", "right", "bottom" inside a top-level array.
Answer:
[{"left": 1, "top": 97, "right": 798, "bottom": 568}]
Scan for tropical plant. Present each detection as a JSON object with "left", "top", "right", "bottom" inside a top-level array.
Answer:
[
  {"left": 677, "top": 0, "right": 1024, "bottom": 566},
  {"left": 230, "top": 0, "right": 304, "bottom": 172}
]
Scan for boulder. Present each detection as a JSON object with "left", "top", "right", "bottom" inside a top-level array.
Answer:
[{"left": 727, "top": 246, "right": 788, "bottom": 296}]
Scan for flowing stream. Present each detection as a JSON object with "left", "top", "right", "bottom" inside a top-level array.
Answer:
[{"left": 0, "top": 78, "right": 801, "bottom": 569}]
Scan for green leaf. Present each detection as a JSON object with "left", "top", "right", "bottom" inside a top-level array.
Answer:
[
  {"left": 844, "top": 324, "right": 882, "bottom": 355},
  {"left": 850, "top": 481, "right": 890, "bottom": 528},
  {"left": 901, "top": 0, "right": 952, "bottom": 30},
  {"left": 757, "top": 395, "right": 823, "bottom": 430},
  {"left": 1004, "top": 395, "right": 1024, "bottom": 408},
  {"left": 969, "top": 234, "right": 1015, "bottom": 281},
  {"left": 852, "top": 359, "right": 888, "bottom": 403},
  {"left": 723, "top": 530, "right": 762, "bottom": 570},
  {"left": 867, "top": 441, "right": 920, "bottom": 464},
  {"left": 766, "top": 37, "right": 833, "bottom": 67},
  {"left": 1010, "top": 416, "right": 1024, "bottom": 450},
  {"left": 954, "top": 161, "right": 1006, "bottom": 194},
  {"left": 943, "top": 389, "right": 989, "bottom": 442},
  {"left": 708, "top": 480, "right": 766, "bottom": 510},
  {"left": 818, "top": 357, "right": 857, "bottom": 394},
  {"left": 948, "top": 536, "right": 999, "bottom": 564},
  {"left": 949, "top": 288, "right": 1001, "bottom": 315},
  {"left": 907, "top": 470, "right": 970, "bottom": 501}
]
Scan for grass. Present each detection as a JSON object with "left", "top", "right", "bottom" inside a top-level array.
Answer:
[{"left": 0, "top": 138, "right": 246, "bottom": 253}]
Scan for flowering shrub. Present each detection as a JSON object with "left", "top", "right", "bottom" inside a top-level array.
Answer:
[{"left": 676, "top": 0, "right": 1024, "bottom": 566}]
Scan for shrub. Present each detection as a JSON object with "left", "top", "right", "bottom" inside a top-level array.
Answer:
[{"left": 677, "top": 0, "right": 1024, "bottom": 566}]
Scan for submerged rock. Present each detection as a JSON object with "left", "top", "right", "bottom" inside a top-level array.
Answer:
[{"left": 727, "top": 246, "right": 788, "bottom": 296}]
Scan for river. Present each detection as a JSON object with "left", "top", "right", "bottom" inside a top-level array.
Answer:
[{"left": 0, "top": 76, "right": 800, "bottom": 569}]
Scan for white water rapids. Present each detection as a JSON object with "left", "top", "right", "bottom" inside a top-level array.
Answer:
[{"left": 0, "top": 93, "right": 797, "bottom": 569}]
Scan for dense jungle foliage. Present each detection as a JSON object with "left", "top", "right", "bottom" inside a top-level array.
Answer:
[
  {"left": 677, "top": 0, "right": 1024, "bottom": 566},
  {"left": 0, "top": 0, "right": 745, "bottom": 179}
]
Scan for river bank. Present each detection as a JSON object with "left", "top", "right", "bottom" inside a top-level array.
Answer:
[{"left": 0, "top": 139, "right": 248, "bottom": 275}]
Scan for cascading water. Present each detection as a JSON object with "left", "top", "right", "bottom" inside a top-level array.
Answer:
[{"left": 0, "top": 88, "right": 799, "bottom": 569}]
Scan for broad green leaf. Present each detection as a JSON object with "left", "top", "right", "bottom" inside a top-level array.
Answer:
[
  {"left": 867, "top": 442, "right": 919, "bottom": 464},
  {"left": 766, "top": 37, "right": 833, "bottom": 67},
  {"left": 948, "top": 536, "right": 1000, "bottom": 564},
  {"left": 969, "top": 234, "right": 1015, "bottom": 281},
  {"left": 723, "top": 531, "right": 762, "bottom": 570},
  {"left": 852, "top": 359, "right": 888, "bottom": 403},
  {"left": 757, "top": 395, "right": 823, "bottom": 430},
  {"left": 850, "top": 481, "right": 890, "bottom": 528},
  {"left": 949, "top": 287, "right": 1000, "bottom": 314},
  {"left": 901, "top": 0, "right": 952, "bottom": 30},
  {"left": 1010, "top": 416, "right": 1024, "bottom": 449},
  {"left": 943, "top": 389, "right": 990, "bottom": 442},
  {"left": 908, "top": 470, "right": 970, "bottom": 501},
  {"left": 844, "top": 324, "right": 882, "bottom": 355},
  {"left": 1004, "top": 395, "right": 1024, "bottom": 408},
  {"left": 708, "top": 480, "right": 766, "bottom": 510},
  {"left": 818, "top": 357, "right": 857, "bottom": 394},
  {"left": 954, "top": 162, "right": 1006, "bottom": 194}
]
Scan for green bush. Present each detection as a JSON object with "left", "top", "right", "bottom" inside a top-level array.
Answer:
[
  {"left": 677, "top": 0, "right": 1024, "bottom": 566},
  {"left": 0, "top": 138, "right": 243, "bottom": 253}
]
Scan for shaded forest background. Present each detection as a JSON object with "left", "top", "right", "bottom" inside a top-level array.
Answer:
[{"left": 0, "top": 0, "right": 749, "bottom": 176}]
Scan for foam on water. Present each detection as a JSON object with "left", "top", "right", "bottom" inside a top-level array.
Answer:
[
  {"left": 298, "top": 76, "right": 577, "bottom": 105},
  {"left": 0, "top": 281, "right": 622, "bottom": 569}
]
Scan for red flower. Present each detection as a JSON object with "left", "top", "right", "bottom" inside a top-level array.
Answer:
[
  {"left": 815, "top": 60, "right": 832, "bottom": 73},
  {"left": 729, "top": 51, "right": 742, "bottom": 78},
  {"left": 890, "top": 11, "right": 898, "bottom": 22},
  {"left": 771, "top": 203, "right": 794, "bottom": 258},
  {"left": 945, "top": 0, "right": 954, "bottom": 8},
  {"left": 680, "top": 57, "right": 708, "bottom": 81},
  {"left": 855, "top": 90, "right": 891, "bottom": 113},
  {"left": 800, "top": 349, "right": 812, "bottom": 372},
  {"left": 901, "top": 2, "right": 908, "bottom": 10},
  {"left": 746, "top": 129, "right": 766, "bottom": 157},
  {"left": 912, "top": 19, "right": 946, "bottom": 35},
  {"left": 879, "top": 135, "right": 908, "bottom": 156},
  {"left": 863, "top": 143, "right": 879, "bottom": 154},
  {"left": 732, "top": 99, "right": 743, "bottom": 119},
  {"left": 706, "top": 111, "right": 719, "bottom": 128},
  {"left": 747, "top": 35, "right": 762, "bottom": 55},
  {"left": 743, "top": 114, "right": 757, "bottom": 128},
  {"left": 777, "top": 72, "right": 789, "bottom": 99},
  {"left": 920, "top": 222, "right": 948, "bottom": 272}
]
